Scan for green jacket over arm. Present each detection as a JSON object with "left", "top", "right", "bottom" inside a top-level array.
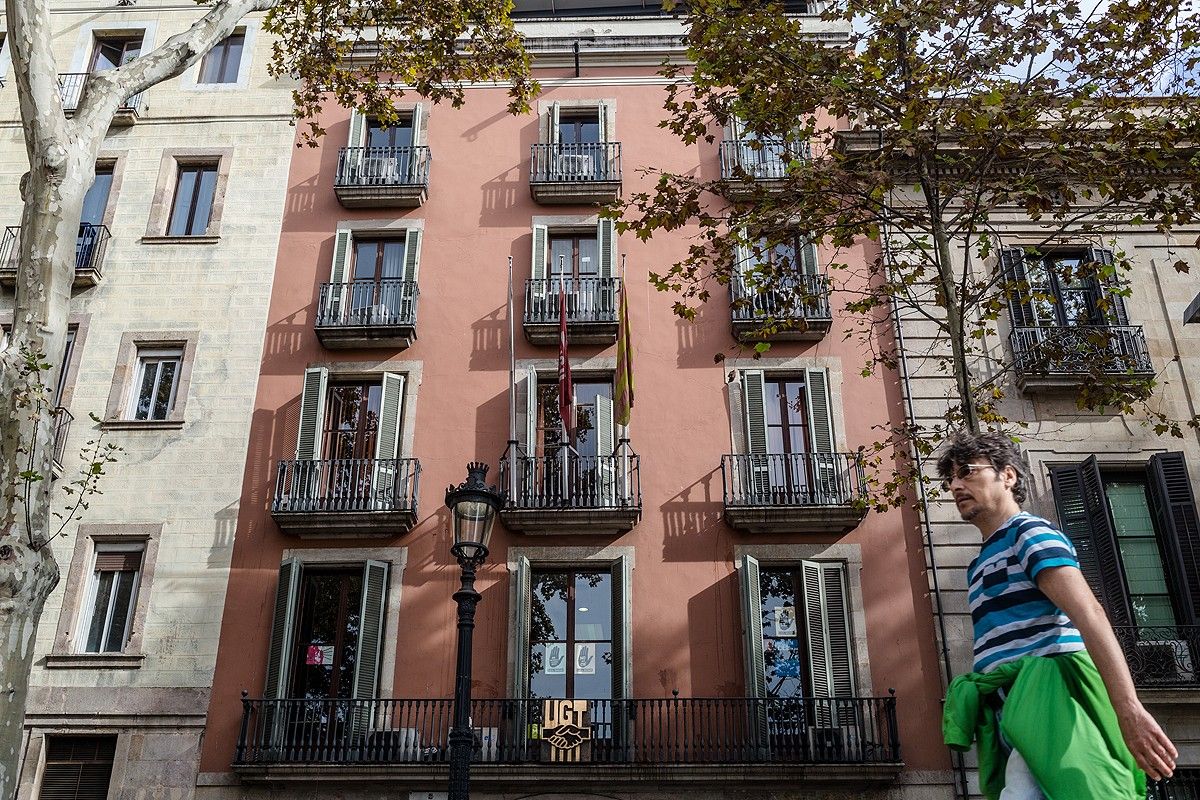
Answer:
[{"left": 943, "top": 651, "right": 1145, "bottom": 800}]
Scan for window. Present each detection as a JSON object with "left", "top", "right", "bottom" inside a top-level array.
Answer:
[
  {"left": 167, "top": 163, "right": 218, "bottom": 236},
  {"left": 79, "top": 545, "right": 143, "bottom": 653},
  {"left": 290, "top": 567, "right": 363, "bottom": 699},
  {"left": 128, "top": 348, "right": 182, "bottom": 421},
  {"left": 323, "top": 381, "right": 383, "bottom": 461},
  {"left": 81, "top": 166, "right": 113, "bottom": 228},
  {"left": 344, "top": 108, "right": 425, "bottom": 185},
  {"left": 38, "top": 736, "right": 116, "bottom": 800},
  {"left": 53, "top": 326, "right": 78, "bottom": 408},
  {"left": 366, "top": 116, "right": 414, "bottom": 149},
  {"left": 1003, "top": 246, "right": 1128, "bottom": 329},
  {"left": 323, "top": 229, "right": 422, "bottom": 326},
  {"left": 740, "top": 557, "right": 856, "bottom": 701},
  {"left": 197, "top": 32, "right": 244, "bottom": 84},
  {"left": 529, "top": 569, "right": 613, "bottom": 698},
  {"left": 556, "top": 109, "right": 601, "bottom": 145},
  {"left": 549, "top": 232, "right": 598, "bottom": 279},
  {"left": 537, "top": 378, "right": 613, "bottom": 458},
  {"left": 353, "top": 238, "right": 408, "bottom": 282},
  {"left": 90, "top": 36, "right": 141, "bottom": 71},
  {"left": 530, "top": 220, "right": 616, "bottom": 287}
]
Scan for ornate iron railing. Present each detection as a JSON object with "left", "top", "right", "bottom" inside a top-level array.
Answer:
[
  {"left": 524, "top": 277, "right": 619, "bottom": 326},
  {"left": 234, "top": 695, "right": 900, "bottom": 766},
  {"left": 1113, "top": 626, "right": 1200, "bottom": 688},
  {"left": 272, "top": 458, "right": 420, "bottom": 515},
  {"left": 58, "top": 73, "right": 144, "bottom": 113},
  {"left": 1148, "top": 768, "right": 1200, "bottom": 799},
  {"left": 530, "top": 142, "right": 622, "bottom": 183},
  {"left": 315, "top": 280, "right": 419, "bottom": 329},
  {"left": 1009, "top": 325, "right": 1153, "bottom": 378},
  {"left": 0, "top": 223, "right": 111, "bottom": 278},
  {"left": 499, "top": 442, "right": 640, "bottom": 511},
  {"left": 731, "top": 273, "right": 831, "bottom": 322},
  {"left": 720, "top": 139, "right": 811, "bottom": 181},
  {"left": 722, "top": 452, "right": 867, "bottom": 507},
  {"left": 51, "top": 406, "right": 73, "bottom": 471},
  {"left": 335, "top": 146, "right": 431, "bottom": 188}
]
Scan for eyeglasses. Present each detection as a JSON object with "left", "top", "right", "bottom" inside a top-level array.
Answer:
[{"left": 940, "top": 463, "right": 995, "bottom": 491}]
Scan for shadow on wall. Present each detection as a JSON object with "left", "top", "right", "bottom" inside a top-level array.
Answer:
[
  {"left": 474, "top": 387, "right": 511, "bottom": 472},
  {"left": 688, "top": 571, "right": 744, "bottom": 697},
  {"left": 284, "top": 171, "right": 323, "bottom": 222},
  {"left": 661, "top": 468, "right": 726, "bottom": 562},
  {"left": 261, "top": 308, "right": 313, "bottom": 369},
  {"left": 471, "top": 303, "right": 507, "bottom": 371},
  {"left": 480, "top": 168, "right": 525, "bottom": 220},
  {"left": 676, "top": 307, "right": 733, "bottom": 370},
  {"left": 209, "top": 501, "right": 239, "bottom": 570}
]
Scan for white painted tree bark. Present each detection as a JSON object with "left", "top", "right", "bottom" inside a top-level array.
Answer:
[{"left": 0, "top": 0, "right": 276, "bottom": 792}]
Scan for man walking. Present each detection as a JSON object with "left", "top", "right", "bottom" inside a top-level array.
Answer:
[{"left": 937, "top": 431, "right": 1176, "bottom": 799}]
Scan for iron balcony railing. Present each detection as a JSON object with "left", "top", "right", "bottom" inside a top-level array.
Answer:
[
  {"left": 315, "top": 280, "right": 419, "bottom": 329},
  {"left": 234, "top": 695, "right": 900, "bottom": 766},
  {"left": 58, "top": 73, "right": 144, "bottom": 113},
  {"left": 524, "top": 277, "right": 619, "bottom": 326},
  {"left": 500, "top": 442, "right": 640, "bottom": 511},
  {"left": 722, "top": 452, "right": 867, "bottom": 508},
  {"left": 0, "top": 223, "right": 111, "bottom": 278},
  {"left": 272, "top": 458, "right": 420, "bottom": 515},
  {"left": 51, "top": 406, "right": 73, "bottom": 471},
  {"left": 1010, "top": 325, "right": 1153, "bottom": 378},
  {"left": 1113, "top": 626, "right": 1200, "bottom": 688},
  {"left": 335, "top": 146, "right": 431, "bottom": 189},
  {"left": 720, "top": 139, "right": 811, "bottom": 181},
  {"left": 530, "top": 142, "right": 622, "bottom": 184},
  {"left": 731, "top": 273, "right": 831, "bottom": 323},
  {"left": 1149, "top": 769, "right": 1200, "bottom": 799}
]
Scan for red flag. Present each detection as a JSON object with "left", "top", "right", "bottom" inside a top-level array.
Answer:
[{"left": 557, "top": 274, "right": 575, "bottom": 445}]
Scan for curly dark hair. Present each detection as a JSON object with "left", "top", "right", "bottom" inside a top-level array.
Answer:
[{"left": 935, "top": 431, "right": 1029, "bottom": 503}]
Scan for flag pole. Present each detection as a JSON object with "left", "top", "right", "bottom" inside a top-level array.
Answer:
[{"left": 507, "top": 255, "right": 517, "bottom": 500}]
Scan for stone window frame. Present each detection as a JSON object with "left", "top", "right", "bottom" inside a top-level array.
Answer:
[
  {"left": 0, "top": 312, "right": 92, "bottom": 411},
  {"left": 536, "top": 98, "right": 618, "bottom": 143},
  {"left": 279, "top": 546, "right": 409, "bottom": 697},
  {"left": 66, "top": 21, "right": 159, "bottom": 73},
  {"left": 733, "top": 542, "right": 874, "bottom": 697},
  {"left": 47, "top": 523, "right": 163, "bottom": 669},
  {"left": 102, "top": 331, "right": 199, "bottom": 429},
  {"left": 505, "top": 544, "right": 634, "bottom": 698},
  {"left": 723, "top": 355, "right": 849, "bottom": 455},
  {"left": 91, "top": 152, "right": 128, "bottom": 231},
  {"left": 179, "top": 21, "right": 260, "bottom": 91},
  {"left": 142, "top": 148, "right": 234, "bottom": 243}
]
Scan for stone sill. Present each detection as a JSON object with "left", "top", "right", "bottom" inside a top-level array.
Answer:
[
  {"left": 140, "top": 235, "right": 221, "bottom": 245},
  {"left": 44, "top": 653, "right": 145, "bottom": 670},
  {"left": 100, "top": 419, "right": 186, "bottom": 431}
]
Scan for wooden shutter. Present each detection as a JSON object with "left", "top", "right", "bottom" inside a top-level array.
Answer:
[
  {"left": 597, "top": 218, "right": 616, "bottom": 280},
  {"left": 512, "top": 555, "right": 532, "bottom": 697},
  {"left": 372, "top": 373, "right": 406, "bottom": 502},
  {"left": 1000, "top": 247, "right": 1035, "bottom": 328},
  {"left": 733, "top": 230, "right": 751, "bottom": 285},
  {"left": 295, "top": 367, "right": 328, "bottom": 461},
  {"left": 741, "top": 370, "right": 769, "bottom": 454},
  {"left": 739, "top": 555, "right": 767, "bottom": 698},
  {"left": 40, "top": 736, "right": 117, "bottom": 800},
  {"left": 610, "top": 554, "right": 632, "bottom": 700},
  {"left": 402, "top": 229, "right": 421, "bottom": 281},
  {"left": 352, "top": 560, "right": 389, "bottom": 700},
  {"left": 799, "top": 237, "right": 819, "bottom": 275},
  {"left": 1147, "top": 452, "right": 1200, "bottom": 625},
  {"left": 1049, "top": 458, "right": 1133, "bottom": 625},
  {"left": 409, "top": 103, "right": 424, "bottom": 146},
  {"left": 596, "top": 394, "right": 616, "bottom": 504},
  {"left": 348, "top": 109, "right": 366, "bottom": 149},
  {"left": 328, "top": 229, "right": 353, "bottom": 321},
  {"left": 804, "top": 368, "right": 834, "bottom": 453},
  {"left": 94, "top": 550, "right": 142, "bottom": 572},
  {"left": 597, "top": 101, "right": 610, "bottom": 143},
  {"left": 531, "top": 224, "right": 549, "bottom": 301},
  {"left": 549, "top": 101, "right": 561, "bottom": 144},
  {"left": 802, "top": 561, "right": 855, "bottom": 727},
  {"left": 1086, "top": 246, "right": 1129, "bottom": 325},
  {"left": 516, "top": 368, "right": 538, "bottom": 458},
  {"left": 263, "top": 558, "right": 301, "bottom": 700}
]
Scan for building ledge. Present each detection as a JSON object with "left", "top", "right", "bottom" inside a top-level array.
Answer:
[
  {"left": 334, "top": 184, "right": 428, "bottom": 209},
  {"left": 43, "top": 653, "right": 145, "bottom": 670},
  {"left": 1014, "top": 371, "right": 1155, "bottom": 394},
  {"left": 523, "top": 319, "right": 618, "bottom": 346},
  {"left": 501, "top": 506, "right": 641, "bottom": 535},
  {"left": 529, "top": 180, "right": 622, "bottom": 205},
  {"left": 723, "top": 504, "right": 866, "bottom": 534},
  {"left": 140, "top": 235, "right": 221, "bottom": 245},
  {"left": 732, "top": 317, "right": 831, "bottom": 342},
  {"left": 271, "top": 509, "right": 417, "bottom": 538},
  {"left": 315, "top": 324, "right": 416, "bottom": 350},
  {"left": 0, "top": 266, "right": 103, "bottom": 289}
]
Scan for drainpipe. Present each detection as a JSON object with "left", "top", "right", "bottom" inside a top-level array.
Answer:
[
  {"left": 878, "top": 180, "right": 970, "bottom": 800},
  {"left": 573, "top": 41, "right": 581, "bottom": 78}
]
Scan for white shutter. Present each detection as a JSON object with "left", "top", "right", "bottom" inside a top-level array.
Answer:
[
  {"left": 328, "top": 230, "right": 353, "bottom": 322},
  {"left": 549, "top": 101, "right": 561, "bottom": 144},
  {"left": 597, "top": 218, "right": 616, "bottom": 280},
  {"left": 596, "top": 394, "right": 616, "bottom": 505},
  {"left": 516, "top": 369, "right": 538, "bottom": 459},
  {"left": 739, "top": 555, "right": 766, "bottom": 698},
  {"left": 372, "top": 373, "right": 406, "bottom": 505},
  {"left": 531, "top": 224, "right": 549, "bottom": 303},
  {"left": 403, "top": 229, "right": 421, "bottom": 281},
  {"left": 597, "top": 101, "right": 610, "bottom": 143},
  {"left": 741, "top": 369, "right": 770, "bottom": 498},
  {"left": 804, "top": 368, "right": 836, "bottom": 501},
  {"left": 348, "top": 109, "right": 367, "bottom": 148},
  {"left": 801, "top": 561, "right": 855, "bottom": 727},
  {"left": 409, "top": 104, "right": 424, "bottom": 146},
  {"left": 296, "top": 367, "right": 329, "bottom": 461}
]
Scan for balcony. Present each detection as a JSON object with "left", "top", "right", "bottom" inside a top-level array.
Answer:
[
  {"left": 523, "top": 277, "right": 620, "bottom": 345},
  {"left": 1009, "top": 325, "right": 1154, "bottom": 392},
  {"left": 232, "top": 695, "right": 902, "bottom": 786},
  {"left": 59, "top": 73, "right": 145, "bottom": 125},
  {"left": 719, "top": 140, "right": 810, "bottom": 199},
  {"left": 271, "top": 457, "right": 420, "bottom": 537},
  {"left": 1149, "top": 770, "right": 1200, "bottom": 799},
  {"left": 334, "top": 146, "right": 430, "bottom": 208},
  {"left": 0, "top": 223, "right": 110, "bottom": 288},
  {"left": 731, "top": 274, "right": 832, "bottom": 342},
  {"left": 314, "top": 280, "right": 419, "bottom": 349},
  {"left": 529, "top": 142, "right": 622, "bottom": 204},
  {"left": 721, "top": 452, "right": 867, "bottom": 534},
  {"left": 51, "top": 406, "right": 72, "bottom": 478},
  {"left": 1113, "top": 626, "right": 1200, "bottom": 689},
  {"left": 498, "top": 442, "right": 641, "bottom": 535}
]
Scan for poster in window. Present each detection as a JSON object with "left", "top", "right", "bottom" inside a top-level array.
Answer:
[
  {"left": 306, "top": 644, "right": 335, "bottom": 666},
  {"left": 575, "top": 643, "right": 596, "bottom": 675},
  {"left": 545, "top": 642, "right": 568, "bottom": 675},
  {"left": 775, "top": 606, "right": 798, "bottom": 638}
]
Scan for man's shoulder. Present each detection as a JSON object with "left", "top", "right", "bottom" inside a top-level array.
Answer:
[{"left": 1010, "top": 511, "right": 1064, "bottom": 536}]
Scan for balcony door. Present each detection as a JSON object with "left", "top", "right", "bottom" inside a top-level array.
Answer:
[
  {"left": 326, "top": 229, "right": 421, "bottom": 326},
  {"left": 549, "top": 103, "right": 609, "bottom": 179},
  {"left": 740, "top": 369, "right": 835, "bottom": 503},
  {"left": 90, "top": 36, "right": 142, "bottom": 71},
  {"left": 289, "top": 567, "right": 364, "bottom": 700},
  {"left": 323, "top": 381, "right": 382, "bottom": 462},
  {"left": 530, "top": 221, "right": 616, "bottom": 321},
  {"left": 77, "top": 166, "right": 112, "bottom": 269},
  {"left": 347, "top": 108, "right": 423, "bottom": 183}
]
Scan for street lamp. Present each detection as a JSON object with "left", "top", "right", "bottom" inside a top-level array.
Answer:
[{"left": 445, "top": 462, "right": 506, "bottom": 800}]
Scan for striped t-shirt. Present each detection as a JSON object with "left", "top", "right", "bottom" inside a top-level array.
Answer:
[{"left": 968, "top": 512, "right": 1086, "bottom": 673}]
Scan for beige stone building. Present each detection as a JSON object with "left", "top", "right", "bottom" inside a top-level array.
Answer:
[
  {"left": 0, "top": 4, "right": 294, "bottom": 798},
  {"left": 892, "top": 210, "right": 1200, "bottom": 796}
]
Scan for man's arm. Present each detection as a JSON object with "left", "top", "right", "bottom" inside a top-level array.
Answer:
[{"left": 1037, "top": 565, "right": 1178, "bottom": 780}]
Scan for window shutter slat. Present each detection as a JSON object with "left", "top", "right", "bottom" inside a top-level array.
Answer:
[
  {"left": 610, "top": 554, "right": 632, "bottom": 700},
  {"left": 410, "top": 104, "right": 424, "bottom": 146},
  {"left": 1147, "top": 452, "right": 1200, "bottom": 625},
  {"left": 597, "top": 218, "right": 616, "bottom": 280},
  {"left": 800, "top": 237, "right": 819, "bottom": 275},
  {"left": 1049, "top": 459, "right": 1133, "bottom": 625},
  {"left": 549, "top": 101, "right": 560, "bottom": 144},
  {"left": 263, "top": 558, "right": 301, "bottom": 700},
  {"left": 597, "top": 101, "right": 610, "bottom": 143},
  {"left": 94, "top": 551, "right": 142, "bottom": 572},
  {"left": 372, "top": 373, "right": 406, "bottom": 501},
  {"left": 802, "top": 561, "right": 832, "bottom": 701},
  {"left": 739, "top": 555, "right": 766, "bottom": 698},
  {"left": 516, "top": 369, "right": 538, "bottom": 458},
  {"left": 403, "top": 229, "right": 421, "bottom": 281},
  {"left": 804, "top": 368, "right": 834, "bottom": 454},
  {"left": 295, "top": 367, "right": 328, "bottom": 461},
  {"left": 351, "top": 558, "right": 390, "bottom": 739},
  {"left": 821, "top": 562, "right": 856, "bottom": 698},
  {"left": 329, "top": 229, "right": 352, "bottom": 285},
  {"left": 1000, "top": 247, "right": 1035, "bottom": 328},
  {"left": 531, "top": 225, "right": 549, "bottom": 303},
  {"left": 513, "top": 555, "right": 532, "bottom": 697},
  {"left": 595, "top": 394, "right": 616, "bottom": 504}
]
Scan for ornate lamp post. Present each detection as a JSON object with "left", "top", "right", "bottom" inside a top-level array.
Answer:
[{"left": 444, "top": 462, "right": 506, "bottom": 800}]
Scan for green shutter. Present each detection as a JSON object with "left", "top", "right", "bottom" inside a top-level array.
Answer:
[
  {"left": 741, "top": 370, "right": 768, "bottom": 455},
  {"left": 611, "top": 554, "right": 632, "bottom": 700},
  {"left": 799, "top": 237, "right": 819, "bottom": 275},
  {"left": 1000, "top": 247, "right": 1036, "bottom": 328},
  {"left": 739, "top": 555, "right": 766, "bottom": 698},
  {"left": 348, "top": 109, "right": 366, "bottom": 148},
  {"left": 329, "top": 230, "right": 353, "bottom": 321},
  {"left": 350, "top": 559, "right": 389, "bottom": 739},
  {"left": 372, "top": 373, "right": 405, "bottom": 506},
  {"left": 531, "top": 225, "right": 548, "bottom": 301},
  {"left": 403, "top": 229, "right": 421, "bottom": 281},
  {"left": 512, "top": 555, "right": 532, "bottom": 697},
  {"left": 516, "top": 369, "right": 538, "bottom": 457},
  {"left": 804, "top": 368, "right": 834, "bottom": 453},
  {"left": 597, "top": 218, "right": 616, "bottom": 280},
  {"left": 1147, "top": 452, "right": 1200, "bottom": 625},
  {"left": 1049, "top": 458, "right": 1133, "bottom": 625},
  {"left": 802, "top": 561, "right": 855, "bottom": 727},
  {"left": 296, "top": 367, "right": 328, "bottom": 460},
  {"left": 263, "top": 558, "right": 301, "bottom": 699}
]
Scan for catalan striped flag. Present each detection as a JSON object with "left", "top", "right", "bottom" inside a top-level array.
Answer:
[
  {"left": 557, "top": 270, "right": 575, "bottom": 445},
  {"left": 614, "top": 257, "right": 634, "bottom": 426}
]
